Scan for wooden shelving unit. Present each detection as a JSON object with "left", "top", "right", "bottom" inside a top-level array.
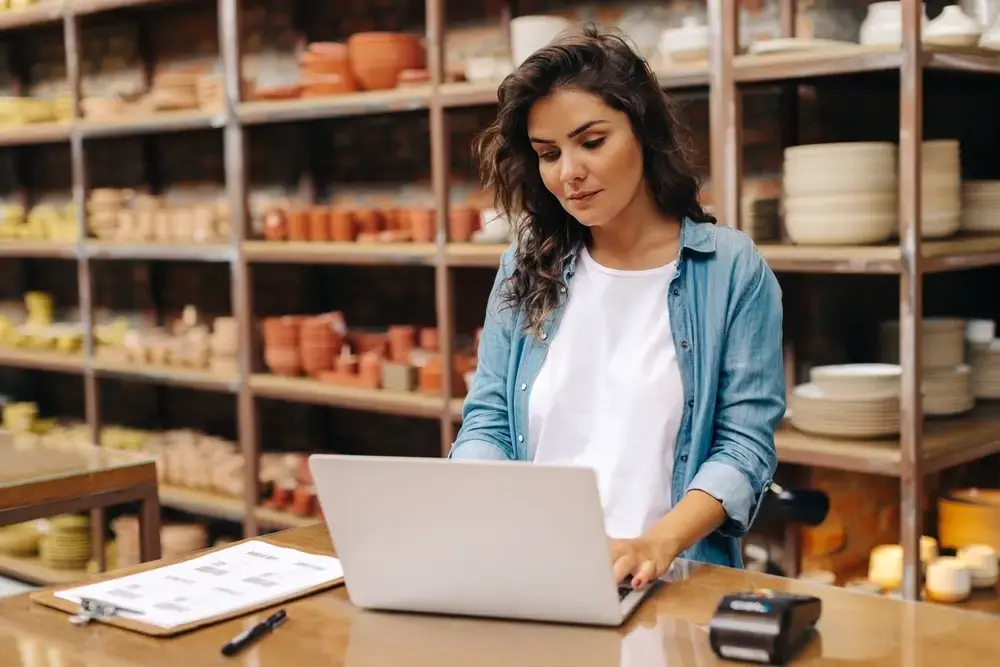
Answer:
[{"left": 0, "top": 0, "right": 998, "bottom": 600}]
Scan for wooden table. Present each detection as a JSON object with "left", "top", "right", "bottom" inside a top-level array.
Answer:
[
  {"left": 1, "top": 523, "right": 999, "bottom": 666},
  {"left": 0, "top": 436, "right": 161, "bottom": 583}
]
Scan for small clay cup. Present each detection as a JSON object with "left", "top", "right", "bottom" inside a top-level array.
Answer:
[{"left": 308, "top": 207, "right": 331, "bottom": 242}]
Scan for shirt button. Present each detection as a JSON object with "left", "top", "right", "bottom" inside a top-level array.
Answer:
[
  {"left": 681, "top": 340, "right": 689, "bottom": 349},
  {"left": 672, "top": 289, "right": 680, "bottom": 296},
  {"left": 518, "top": 434, "right": 524, "bottom": 443},
  {"left": 680, "top": 455, "right": 688, "bottom": 463},
  {"left": 560, "top": 286, "right": 567, "bottom": 293},
  {"left": 520, "top": 383, "right": 527, "bottom": 391},
  {"left": 687, "top": 399, "right": 694, "bottom": 408},
  {"left": 541, "top": 332, "right": 548, "bottom": 340}
]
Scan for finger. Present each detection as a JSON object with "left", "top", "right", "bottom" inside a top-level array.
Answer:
[
  {"left": 608, "top": 539, "right": 627, "bottom": 560},
  {"left": 631, "top": 560, "right": 657, "bottom": 589},
  {"left": 613, "top": 553, "right": 636, "bottom": 584}
]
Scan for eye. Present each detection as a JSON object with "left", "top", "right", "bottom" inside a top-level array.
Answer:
[
  {"left": 538, "top": 150, "right": 560, "bottom": 163},
  {"left": 582, "top": 137, "right": 605, "bottom": 150}
]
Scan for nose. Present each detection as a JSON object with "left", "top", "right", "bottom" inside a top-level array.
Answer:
[{"left": 559, "top": 152, "right": 586, "bottom": 184}]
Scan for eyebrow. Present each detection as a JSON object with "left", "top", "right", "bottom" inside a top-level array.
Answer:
[{"left": 528, "top": 119, "right": 609, "bottom": 144}]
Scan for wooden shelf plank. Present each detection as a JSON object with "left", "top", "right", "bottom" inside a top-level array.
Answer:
[
  {"left": 0, "top": 122, "right": 71, "bottom": 147},
  {"left": 249, "top": 374, "right": 445, "bottom": 418},
  {"left": 442, "top": 235, "right": 1000, "bottom": 273},
  {"left": 0, "top": 348, "right": 84, "bottom": 374},
  {"left": 84, "top": 241, "right": 233, "bottom": 261},
  {"left": 776, "top": 405, "right": 1000, "bottom": 476},
  {"left": 0, "top": 241, "right": 76, "bottom": 258},
  {"left": 255, "top": 506, "right": 319, "bottom": 530},
  {"left": 444, "top": 243, "right": 507, "bottom": 267},
  {"left": 0, "top": 554, "right": 87, "bottom": 586},
  {"left": 238, "top": 88, "right": 431, "bottom": 125},
  {"left": 91, "top": 360, "right": 238, "bottom": 392},
  {"left": 70, "top": 0, "right": 178, "bottom": 16},
  {"left": 243, "top": 241, "right": 436, "bottom": 266},
  {"left": 0, "top": 2, "right": 62, "bottom": 30},
  {"left": 438, "top": 66, "right": 708, "bottom": 109},
  {"left": 76, "top": 109, "right": 224, "bottom": 139},
  {"left": 159, "top": 485, "right": 245, "bottom": 522},
  {"left": 735, "top": 44, "right": 1000, "bottom": 83}
]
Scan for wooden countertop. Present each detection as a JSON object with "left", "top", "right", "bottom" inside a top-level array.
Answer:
[{"left": 1, "top": 523, "right": 999, "bottom": 665}]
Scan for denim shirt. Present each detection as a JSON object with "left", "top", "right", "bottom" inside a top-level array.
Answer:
[{"left": 449, "top": 218, "right": 784, "bottom": 569}]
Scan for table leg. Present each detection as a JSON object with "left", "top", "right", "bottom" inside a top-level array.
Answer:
[
  {"left": 138, "top": 484, "right": 162, "bottom": 562},
  {"left": 90, "top": 507, "right": 106, "bottom": 572}
]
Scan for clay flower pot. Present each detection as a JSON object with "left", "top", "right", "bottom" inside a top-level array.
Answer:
[
  {"left": 409, "top": 208, "right": 435, "bottom": 243},
  {"left": 262, "top": 316, "right": 301, "bottom": 348},
  {"left": 388, "top": 325, "right": 416, "bottom": 363},
  {"left": 358, "top": 352, "right": 382, "bottom": 389},
  {"left": 448, "top": 206, "right": 478, "bottom": 242},
  {"left": 262, "top": 207, "right": 288, "bottom": 241},
  {"left": 354, "top": 209, "right": 382, "bottom": 235},
  {"left": 419, "top": 357, "right": 443, "bottom": 394},
  {"left": 308, "top": 207, "right": 331, "bottom": 242},
  {"left": 288, "top": 208, "right": 310, "bottom": 241},
  {"left": 419, "top": 327, "right": 439, "bottom": 351},
  {"left": 264, "top": 345, "right": 302, "bottom": 376},
  {"left": 347, "top": 32, "right": 425, "bottom": 91},
  {"left": 329, "top": 209, "right": 355, "bottom": 242}
]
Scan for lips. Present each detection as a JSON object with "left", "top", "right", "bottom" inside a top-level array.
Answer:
[{"left": 567, "top": 190, "right": 601, "bottom": 204}]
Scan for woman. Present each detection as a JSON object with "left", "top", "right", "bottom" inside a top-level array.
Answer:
[{"left": 450, "top": 25, "right": 784, "bottom": 590}]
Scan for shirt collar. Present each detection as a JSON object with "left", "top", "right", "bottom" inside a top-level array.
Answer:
[{"left": 562, "top": 217, "right": 715, "bottom": 279}]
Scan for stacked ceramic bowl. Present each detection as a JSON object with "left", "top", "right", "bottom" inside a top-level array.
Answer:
[
  {"left": 971, "top": 340, "right": 1000, "bottom": 399},
  {"left": 789, "top": 364, "right": 901, "bottom": 438},
  {"left": 879, "top": 317, "right": 975, "bottom": 415},
  {"left": 921, "top": 140, "right": 961, "bottom": 238},
  {"left": 782, "top": 142, "right": 897, "bottom": 245},
  {"left": 961, "top": 180, "right": 1000, "bottom": 233}
]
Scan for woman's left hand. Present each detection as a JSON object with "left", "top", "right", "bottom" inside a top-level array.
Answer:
[{"left": 609, "top": 536, "right": 678, "bottom": 589}]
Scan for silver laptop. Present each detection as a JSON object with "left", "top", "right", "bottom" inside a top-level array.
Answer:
[{"left": 308, "top": 454, "right": 660, "bottom": 626}]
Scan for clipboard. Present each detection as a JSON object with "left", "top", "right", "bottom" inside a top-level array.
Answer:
[{"left": 29, "top": 540, "right": 345, "bottom": 638}]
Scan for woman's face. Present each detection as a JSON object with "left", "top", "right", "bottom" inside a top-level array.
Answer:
[{"left": 526, "top": 87, "right": 645, "bottom": 228}]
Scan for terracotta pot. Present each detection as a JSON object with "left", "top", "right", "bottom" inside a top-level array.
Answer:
[
  {"left": 262, "top": 316, "right": 301, "bottom": 347},
  {"left": 388, "top": 325, "right": 416, "bottom": 363},
  {"left": 410, "top": 208, "right": 435, "bottom": 242},
  {"left": 288, "top": 208, "right": 310, "bottom": 241},
  {"left": 291, "top": 486, "right": 317, "bottom": 517},
  {"left": 354, "top": 209, "right": 382, "bottom": 235},
  {"left": 347, "top": 32, "right": 425, "bottom": 91},
  {"left": 265, "top": 346, "right": 301, "bottom": 376},
  {"left": 419, "top": 327, "right": 439, "bottom": 351},
  {"left": 330, "top": 209, "right": 354, "bottom": 241},
  {"left": 358, "top": 352, "right": 382, "bottom": 389},
  {"left": 267, "top": 484, "right": 292, "bottom": 509},
  {"left": 448, "top": 206, "right": 478, "bottom": 242},
  {"left": 308, "top": 207, "right": 331, "bottom": 242},
  {"left": 263, "top": 207, "right": 288, "bottom": 241},
  {"left": 301, "top": 346, "right": 334, "bottom": 377},
  {"left": 335, "top": 353, "right": 358, "bottom": 375},
  {"left": 419, "top": 358, "right": 443, "bottom": 394},
  {"left": 351, "top": 331, "right": 388, "bottom": 356}
]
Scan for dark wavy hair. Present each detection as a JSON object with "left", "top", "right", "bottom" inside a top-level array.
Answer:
[{"left": 474, "top": 23, "right": 713, "bottom": 336}]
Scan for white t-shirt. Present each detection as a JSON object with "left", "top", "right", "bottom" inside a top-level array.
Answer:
[{"left": 528, "top": 246, "right": 684, "bottom": 539}]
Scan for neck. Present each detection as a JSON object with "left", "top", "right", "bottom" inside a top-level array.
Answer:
[{"left": 589, "top": 184, "right": 681, "bottom": 260}]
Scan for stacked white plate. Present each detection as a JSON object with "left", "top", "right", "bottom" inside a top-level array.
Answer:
[
  {"left": 972, "top": 341, "right": 1000, "bottom": 399},
  {"left": 789, "top": 364, "right": 901, "bottom": 438},
  {"left": 924, "top": 364, "right": 975, "bottom": 416},
  {"left": 961, "top": 180, "right": 1000, "bottom": 233},
  {"left": 921, "top": 140, "right": 961, "bottom": 238},
  {"left": 782, "top": 142, "right": 897, "bottom": 245},
  {"left": 879, "top": 318, "right": 966, "bottom": 370}
]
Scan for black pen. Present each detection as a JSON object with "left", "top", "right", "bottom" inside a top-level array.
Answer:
[{"left": 221, "top": 609, "right": 287, "bottom": 657}]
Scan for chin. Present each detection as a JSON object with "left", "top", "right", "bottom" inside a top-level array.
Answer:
[{"left": 567, "top": 208, "right": 612, "bottom": 228}]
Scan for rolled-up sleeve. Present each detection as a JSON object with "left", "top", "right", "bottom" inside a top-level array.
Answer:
[
  {"left": 687, "top": 250, "right": 784, "bottom": 537},
  {"left": 448, "top": 245, "right": 517, "bottom": 461}
]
